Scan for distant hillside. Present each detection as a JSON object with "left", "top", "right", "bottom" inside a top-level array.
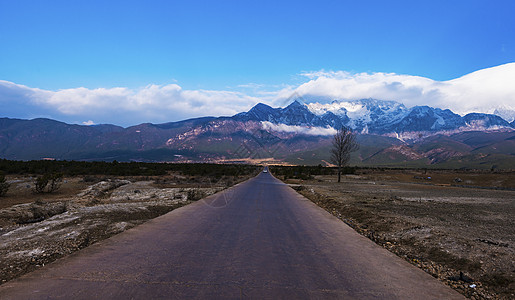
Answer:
[{"left": 1, "top": 99, "right": 514, "bottom": 169}]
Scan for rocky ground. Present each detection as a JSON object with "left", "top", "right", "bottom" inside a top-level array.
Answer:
[
  {"left": 290, "top": 172, "right": 515, "bottom": 299},
  {"left": 0, "top": 176, "right": 231, "bottom": 285}
]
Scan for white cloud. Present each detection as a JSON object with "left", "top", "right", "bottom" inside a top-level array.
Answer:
[
  {"left": 82, "top": 120, "right": 95, "bottom": 125},
  {"left": 290, "top": 63, "right": 515, "bottom": 118},
  {"left": 237, "top": 83, "right": 266, "bottom": 89},
  {"left": 261, "top": 121, "right": 337, "bottom": 136},
  {"left": 1, "top": 63, "right": 514, "bottom": 126},
  {"left": 0, "top": 81, "right": 259, "bottom": 126}
]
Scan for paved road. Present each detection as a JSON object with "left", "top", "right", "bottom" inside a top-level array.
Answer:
[{"left": 0, "top": 171, "right": 463, "bottom": 299}]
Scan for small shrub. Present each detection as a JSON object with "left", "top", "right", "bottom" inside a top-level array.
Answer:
[
  {"left": 292, "top": 185, "right": 305, "bottom": 192},
  {"left": 187, "top": 189, "right": 206, "bottom": 201},
  {"left": 34, "top": 173, "right": 63, "bottom": 193},
  {"left": 34, "top": 176, "right": 49, "bottom": 193},
  {"left": 0, "top": 172, "right": 10, "bottom": 196}
]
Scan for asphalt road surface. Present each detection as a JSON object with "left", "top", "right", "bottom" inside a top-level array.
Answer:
[{"left": 0, "top": 171, "right": 464, "bottom": 299}]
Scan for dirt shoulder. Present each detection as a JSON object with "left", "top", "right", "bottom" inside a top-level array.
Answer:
[{"left": 290, "top": 173, "right": 514, "bottom": 299}]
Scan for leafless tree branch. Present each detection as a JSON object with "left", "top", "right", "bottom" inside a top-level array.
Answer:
[{"left": 330, "top": 126, "right": 359, "bottom": 182}]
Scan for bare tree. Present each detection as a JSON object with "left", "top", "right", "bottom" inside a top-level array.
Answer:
[{"left": 330, "top": 126, "right": 359, "bottom": 183}]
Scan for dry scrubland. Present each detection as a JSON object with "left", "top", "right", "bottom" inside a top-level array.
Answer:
[
  {"left": 0, "top": 173, "right": 248, "bottom": 285},
  {"left": 288, "top": 170, "right": 514, "bottom": 299},
  {"left": 1, "top": 168, "right": 513, "bottom": 299}
]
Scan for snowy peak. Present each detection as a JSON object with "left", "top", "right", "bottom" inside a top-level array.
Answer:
[
  {"left": 284, "top": 99, "right": 305, "bottom": 109},
  {"left": 233, "top": 99, "right": 514, "bottom": 136},
  {"left": 236, "top": 100, "right": 326, "bottom": 127},
  {"left": 464, "top": 113, "right": 512, "bottom": 129},
  {"left": 306, "top": 98, "right": 410, "bottom": 132},
  {"left": 493, "top": 106, "right": 515, "bottom": 123},
  {"left": 392, "top": 106, "right": 464, "bottom": 132},
  {"left": 307, "top": 98, "right": 407, "bottom": 120},
  {"left": 279, "top": 100, "right": 324, "bottom": 126},
  {"left": 308, "top": 98, "right": 405, "bottom": 112}
]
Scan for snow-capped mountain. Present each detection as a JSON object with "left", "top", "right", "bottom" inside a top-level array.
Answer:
[
  {"left": 236, "top": 98, "right": 514, "bottom": 137},
  {"left": 463, "top": 113, "right": 513, "bottom": 129},
  {"left": 234, "top": 101, "right": 330, "bottom": 127},
  {"left": 493, "top": 106, "right": 515, "bottom": 123},
  {"left": 1, "top": 99, "right": 514, "bottom": 168},
  {"left": 307, "top": 99, "right": 408, "bottom": 133}
]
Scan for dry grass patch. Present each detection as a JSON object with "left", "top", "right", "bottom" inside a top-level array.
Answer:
[{"left": 293, "top": 173, "right": 515, "bottom": 299}]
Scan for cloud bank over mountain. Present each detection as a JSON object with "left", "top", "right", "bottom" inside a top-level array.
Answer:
[
  {"left": 288, "top": 63, "right": 515, "bottom": 121},
  {"left": 0, "top": 81, "right": 259, "bottom": 126},
  {"left": 1, "top": 63, "right": 515, "bottom": 126},
  {"left": 261, "top": 121, "right": 337, "bottom": 136}
]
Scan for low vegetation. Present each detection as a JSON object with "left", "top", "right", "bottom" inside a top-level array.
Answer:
[
  {"left": 0, "top": 172, "right": 9, "bottom": 197},
  {"left": 269, "top": 164, "right": 356, "bottom": 180},
  {"left": 186, "top": 189, "right": 207, "bottom": 201},
  {"left": 0, "top": 159, "right": 259, "bottom": 178},
  {"left": 290, "top": 170, "right": 515, "bottom": 299},
  {"left": 33, "top": 173, "right": 63, "bottom": 194}
]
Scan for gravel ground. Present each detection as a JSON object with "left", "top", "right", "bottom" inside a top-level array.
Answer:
[{"left": 293, "top": 174, "right": 515, "bottom": 299}]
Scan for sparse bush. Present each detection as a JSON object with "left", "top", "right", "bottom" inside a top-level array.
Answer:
[
  {"left": 0, "top": 159, "right": 259, "bottom": 178},
  {"left": 0, "top": 172, "right": 10, "bottom": 196},
  {"left": 34, "top": 176, "right": 49, "bottom": 193},
  {"left": 34, "top": 173, "right": 63, "bottom": 193},
  {"left": 47, "top": 173, "right": 63, "bottom": 192},
  {"left": 270, "top": 165, "right": 342, "bottom": 180},
  {"left": 291, "top": 185, "right": 305, "bottom": 192},
  {"left": 82, "top": 175, "right": 101, "bottom": 183},
  {"left": 187, "top": 189, "right": 206, "bottom": 201}
]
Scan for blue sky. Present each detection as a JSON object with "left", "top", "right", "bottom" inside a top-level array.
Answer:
[{"left": 1, "top": 0, "right": 515, "bottom": 126}]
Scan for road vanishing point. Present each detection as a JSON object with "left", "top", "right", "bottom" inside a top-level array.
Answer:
[{"left": 0, "top": 171, "right": 464, "bottom": 299}]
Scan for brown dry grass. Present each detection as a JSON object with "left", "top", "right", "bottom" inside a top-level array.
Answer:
[
  {"left": 356, "top": 168, "right": 515, "bottom": 189},
  {"left": 0, "top": 176, "right": 90, "bottom": 209},
  {"left": 291, "top": 171, "right": 515, "bottom": 299}
]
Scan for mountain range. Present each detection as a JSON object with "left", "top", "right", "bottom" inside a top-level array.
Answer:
[{"left": 1, "top": 99, "right": 514, "bottom": 169}]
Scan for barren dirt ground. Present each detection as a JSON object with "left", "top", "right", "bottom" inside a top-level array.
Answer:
[
  {"left": 290, "top": 170, "right": 514, "bottom": 299},
  {"left": 0, "top": 174, "right": 244, "bottom": 285}
]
